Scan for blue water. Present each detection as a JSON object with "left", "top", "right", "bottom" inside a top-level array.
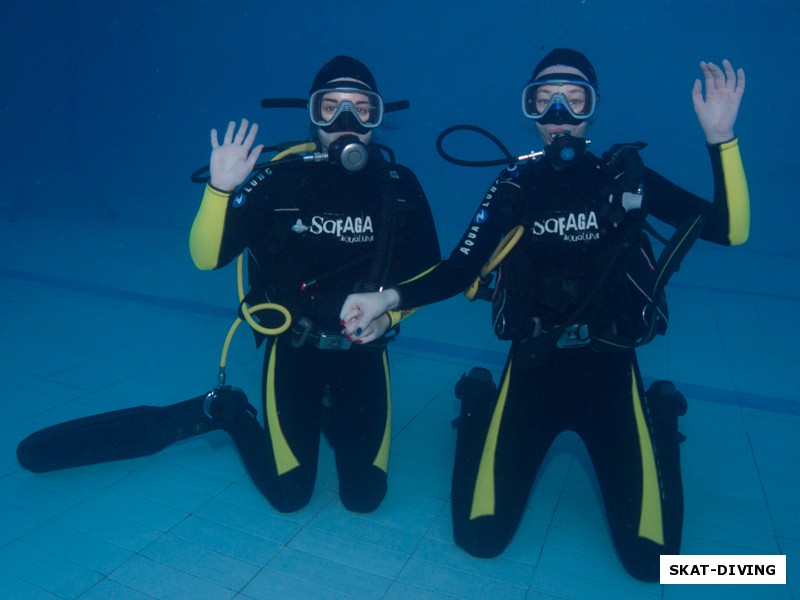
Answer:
[{"left": 1, "top": 1, "right": 798, "bottom": 598}]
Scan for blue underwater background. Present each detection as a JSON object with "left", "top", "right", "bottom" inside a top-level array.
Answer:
[
  {"left": 1, "top": 1, "right": 799, "bottom": 599},
  {"left": 3, "top": 0, "right": 798, "bottom": 254}
]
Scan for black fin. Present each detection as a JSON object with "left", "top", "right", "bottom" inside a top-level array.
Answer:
[{"left": 16, "top": 388, "right": 252, "bottom": 473}]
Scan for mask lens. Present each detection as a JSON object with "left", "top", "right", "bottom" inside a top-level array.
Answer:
[
  {"left": 521, "top": 78, "right": 596, "bottom": 121},
  {"left": 310, "top": 88, "right": 384, "bottom": 128}
]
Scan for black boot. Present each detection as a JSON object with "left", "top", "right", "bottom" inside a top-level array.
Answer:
[{"left": 203, "top": 386, "right": 257, "bottom": 431}]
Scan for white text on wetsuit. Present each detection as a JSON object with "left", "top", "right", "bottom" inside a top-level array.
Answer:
[
  {"left": 531, "top": 210, "right": 600, "bottom": 241},
  {"left": 459, "top": 184, "right": 496, "bottom": 256},
  {"left": 310, "top": 215, "right": 374, "bottom": 243}
]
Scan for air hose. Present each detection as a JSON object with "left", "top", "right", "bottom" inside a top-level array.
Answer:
[
  {"left": 215, "top": 143, "right": 315, "bottom": 386},
  {"left": 464, "top": 225, "right": 525, "bottom": 300}
]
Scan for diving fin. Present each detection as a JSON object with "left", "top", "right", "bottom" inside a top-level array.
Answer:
[{"left": 17, "top": 386, "right": 254, "bottom": 473}]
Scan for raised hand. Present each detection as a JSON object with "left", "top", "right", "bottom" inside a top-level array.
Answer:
[
  {"left": 692, "top": 59, "right": 745, "bottom": 145},
  {"left": 209, "top": 119, "right": 264, "bottom": 192}
]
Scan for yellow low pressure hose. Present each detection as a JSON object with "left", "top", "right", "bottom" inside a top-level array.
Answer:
[
  {"left": 216, "top": 143, "right": 317, "bottom": 385},
  {"left": 464, "top": 225, "right": 524, "bottom": 300}
]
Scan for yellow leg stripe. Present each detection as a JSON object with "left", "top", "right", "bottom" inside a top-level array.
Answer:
[
  {"left": 372, "top": 351, "right": 391, "bottom": 473},
  {"left": 265, "top": 343, "right": 300, "bottom": 475},
  {"left": 720, "top": 138, "right": 750, "bottom": 246},
  {"left": 470, "top": 359, "right": 512, "bottom": 520},
  {"left": 631, "top": 368, "right": 664, "bottom": 545}
]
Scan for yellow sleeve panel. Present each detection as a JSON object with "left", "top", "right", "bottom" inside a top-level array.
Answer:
[
  {"left": 189, "top": 185, "right": 229, "bottom": 270},
  {"left": 720, "top": 138, "right": 750, "bottom": 246},
  {"left": 388, "top": 307, "right": 419, "bottom": 328},
  {"left": 387, "top": 263, "right": 441, "bottom": 322}
]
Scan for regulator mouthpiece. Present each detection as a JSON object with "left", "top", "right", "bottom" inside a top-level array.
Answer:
[
  {"left": 545, "top": 133, "right": 588, "bottom": 170},
  {"left": 328, "top": 135, "right": 369, "bottom": 172}
]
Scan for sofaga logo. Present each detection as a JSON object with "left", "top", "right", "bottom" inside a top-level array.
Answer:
[
  {"left": 530, "top": 210, "right": 600, "bottom": 242},
  {"left": 309, "top": 214, "right": 374, "bottom": 243}
]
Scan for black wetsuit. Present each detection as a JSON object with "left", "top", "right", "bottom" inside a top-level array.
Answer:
[
  {"left": 190, "top": 146, "right": 440, "bottom": 513},
  {"left": 392, "top": 139, "right": 749, "bottom": 580}
]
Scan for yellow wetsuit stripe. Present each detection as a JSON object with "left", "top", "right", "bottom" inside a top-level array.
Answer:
[
  {"left": 372, "top": 350, "right": 392, "bottom": 472},
  {"left": 388, "top": 307, "right": 419, "bottom": 328},
  {"left": 189, "top": 184, "right": 229, "bottom": 270},
  {"left": 386, "top": 264, "right": 439, "bottom": 326},
  {"left": 631, "top": 368, "right": 664, "bottom": 545},
  {"left": 399, "top": 262, "right": 439, "bottom": 285},
  {"left": 470, "top": 359, "right": 512, "bottom": 519},
  {"left": 265, "top": 342, "right": 300, "bottom": 475},
  {"left": 719, "top": 138, "right": 750, "bottom": 246},
  {"left": 653, "top": 213, "right": 706, "bottom": 292}
]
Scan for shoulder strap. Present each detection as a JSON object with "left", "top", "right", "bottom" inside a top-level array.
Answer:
[{"left": 355, "top": 165, "right": 401, "bottom": 292}]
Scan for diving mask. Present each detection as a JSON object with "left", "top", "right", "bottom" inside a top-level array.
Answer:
[
  {"left": 309, "top": 87, "right": 384, "bottom": 129},
  {"left": 521, "top": 75, "right": 597, "bottom": 125}
]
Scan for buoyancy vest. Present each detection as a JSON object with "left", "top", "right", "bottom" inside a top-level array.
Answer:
[
  {"left": 242, "top": 152, "right": 406, "bottom": 344},
  {"left": 488, "top": 142, "right": 705, "bottom": 351}
]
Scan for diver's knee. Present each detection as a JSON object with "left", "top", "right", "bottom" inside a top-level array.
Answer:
[
  {"left": 339, "top": 468, "right": 387, "bottom": 513},
  {"left": 615, "top": 533, "right": 679, "bottom": 582},
  {"left": 453, "top": 517, "right": 511, "bottom": 559},
  {"left": 619, "top": 548, "right": 662, "bottom": 582},
  {"left": 268, "top": 485, "right": 314, "bottom": 513}
]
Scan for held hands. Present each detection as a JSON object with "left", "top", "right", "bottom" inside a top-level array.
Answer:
[
  {"left": 209, "top": 119, "right": 264, "bottom": 192},
  {"left": 340, "top": 289, "right": 400, "bottom": 343},
  {"left": 351, "top": 313, "right": 392, "bottom": 345},
  {"left": 692, "top": 59, "right": 745, "bottom": 145}
]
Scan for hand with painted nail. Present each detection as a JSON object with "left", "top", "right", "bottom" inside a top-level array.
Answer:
[
  {"left": 340, "top": 289, "right": 399, "bottom": 341},
  {"left": 346, "top": 313, "right": 392, "bottom": 345}
]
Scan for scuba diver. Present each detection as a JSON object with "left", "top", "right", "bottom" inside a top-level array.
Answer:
[
  {"left": 340, "top": 49, "right": 749, "bottom": 579},
  {"left": 188, "top": 55, "right": 440, "bottom": 513},
  {"left": 16, "top": 56, "right": 441, "bottom": 517}
]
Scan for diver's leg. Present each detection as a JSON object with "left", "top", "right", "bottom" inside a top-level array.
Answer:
[
  {"left": 328, "top": 347, "right": 390, "bottom": 513},
  {"left": 451, "top": 349, "right": 558, "bottom": 557},
  {"left": 224, "top": 338, "right": 323, "bottom": 513},
  {"left": 579, "top": 351, "right": 684, "bottom": 582}
]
